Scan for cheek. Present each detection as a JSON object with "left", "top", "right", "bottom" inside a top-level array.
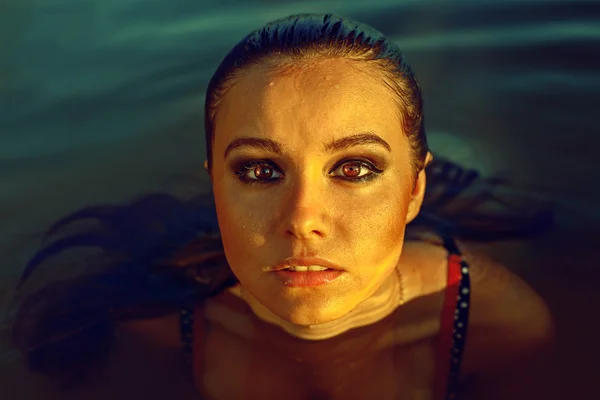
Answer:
[
  {"left": 337, "top": 188, "right": 408, "bottom": 239},
  {"left": 213, "top": 184, "right": 269, "bottom": 262},
  {"left": 331, "top": 187, "right": 409, "bottom": 270}
]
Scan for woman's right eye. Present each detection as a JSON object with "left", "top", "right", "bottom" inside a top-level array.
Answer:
[{"left": 234, "top": 161, "right": 283, "bottom": 185}]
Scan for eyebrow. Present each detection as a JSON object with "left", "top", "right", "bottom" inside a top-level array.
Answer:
[{"left": 224, "top": 132, "right": 392, "bottom": 159}]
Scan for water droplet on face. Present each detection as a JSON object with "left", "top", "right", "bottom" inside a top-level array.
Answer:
[{"left": 269, "top": 81, "right": 275, "bottom": 87}]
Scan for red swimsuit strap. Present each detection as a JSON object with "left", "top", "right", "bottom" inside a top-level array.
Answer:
[{"left": 433, "top": 252, "right": 463, "bottom": 400}]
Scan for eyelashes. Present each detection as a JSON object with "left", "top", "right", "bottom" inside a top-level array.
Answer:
[{"left": 234, "top": 158, "right": 384, "bottom": 185}]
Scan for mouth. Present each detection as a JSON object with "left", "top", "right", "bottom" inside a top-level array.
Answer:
[
  {"left": 272, "top": 256, "right": 345, "bottom": 272},
  {"left": 282, "top": 265, "right": 332, "bottom": 272},
  {"left": 272, "top": 260, "right": 345, "bottom": 287}
]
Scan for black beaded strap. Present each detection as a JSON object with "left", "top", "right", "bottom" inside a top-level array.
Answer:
[
  {"left": 180, "top": 307, "right": 195, "bottom": 358},
  {"left": 441, "top": 236, "right": 471, "bottom": 400}
]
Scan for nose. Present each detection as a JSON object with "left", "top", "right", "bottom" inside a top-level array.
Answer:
[{"left": 281, "top": 179, "right": 332, "bottom": 240}]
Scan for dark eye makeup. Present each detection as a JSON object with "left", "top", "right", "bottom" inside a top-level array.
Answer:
[{"left": 232, "top": 157, "right": 385, "bottom": 186}]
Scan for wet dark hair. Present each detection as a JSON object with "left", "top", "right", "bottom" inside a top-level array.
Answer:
[{"left": 2, "top": 13, "right": 553, "bottom": 390}]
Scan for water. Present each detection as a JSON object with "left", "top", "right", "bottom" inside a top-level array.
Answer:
[{"left": 0, "top": 0, "right": 599, "bottom": 394}]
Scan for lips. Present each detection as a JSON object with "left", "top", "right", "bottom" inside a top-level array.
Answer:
[
  {"left": 272, "top": 256, "right": 345, "bottom": 272},
  {"left": 273, "top": 269, "right": 344, "bottom": 287}
]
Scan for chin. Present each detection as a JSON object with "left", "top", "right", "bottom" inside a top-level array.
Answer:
[
  {"left": 277, "top": 300, "right": 353, "bottom": 326},
  {"left": 285, "top": 312, "right": 340, "bottom": 327}
]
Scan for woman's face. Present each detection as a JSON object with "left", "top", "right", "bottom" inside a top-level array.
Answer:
[{"left": 209, "top": 58, "right": 426, "bottom": 326}]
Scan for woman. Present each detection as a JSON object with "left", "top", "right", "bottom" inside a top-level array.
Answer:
[{"left": 5, "top": 13, "right": 557, "bottom": 400}]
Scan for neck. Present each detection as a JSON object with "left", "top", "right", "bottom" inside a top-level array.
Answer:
[{"left": 228, "top": 269, "right": 404, "bottom": 341}]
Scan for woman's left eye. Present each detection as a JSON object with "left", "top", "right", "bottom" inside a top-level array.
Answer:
[
  {"left": 234, "top": 159, "right": 384, "bottom": 185},
  {"left": 330, "top": 161, "right": 379, "bottom": 180}
]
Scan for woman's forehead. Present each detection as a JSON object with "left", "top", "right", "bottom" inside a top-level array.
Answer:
[{"left": 213, "top": 59, "right": 406, "bottom": 154}]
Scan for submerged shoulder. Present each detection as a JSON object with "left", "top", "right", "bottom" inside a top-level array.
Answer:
[
  {"left": 454, "top": 241, "right": 556, "bottom": 380},
  {"left": 454, "top": 242, "right": 559, "bottom": 399},
  {"left": 0, "top": 311, "right": 196, "bottom": 400},
  {"left": 457, "top": 241, "right": 555, "bottom": 344},
  {"left": 101, "top": 312, "right": 199, "bottom": 398},
  {"left": 403, "top": 238, "right": 555, "bottom": 377},
  {"left": 406, "top": 238, "right": 555, "bottom": 343},
  {"left": 115, "top": 311, "right": 184, "bottom": 349}
]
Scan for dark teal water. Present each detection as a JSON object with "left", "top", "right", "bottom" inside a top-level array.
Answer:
[{"left": 0, "top": 1, "right": 599, "bottom": 386}]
